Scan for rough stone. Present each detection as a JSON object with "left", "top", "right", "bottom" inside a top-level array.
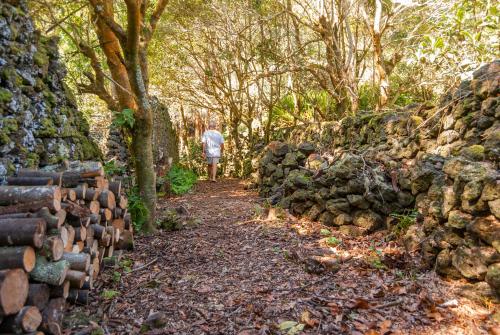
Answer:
[
  {"left": 338, "top": 225, "right": 366, "bottom": 237},
  {"left": 485, "top": 263, "right": 500, "bottom": 294},
  {"left": 446, "top": 210, "right": 472, "bottom": 229},
  {"left": 334, "top": 213, "right": 353, "bottom": 226},
  {"left": 452, "top": 246, "right": 488, "bottom": 280},
  {"left": 468, "top": 215, "right": 500, "bottom": 248},
  {"left": 352, "top": 210, "right": 383, "bottom": 232},
  {"left": 346, "top": 194, "right": 370, "bottom": 209},
  {"left": 325, "top": 198, "right": 351, "bottom": 215}
]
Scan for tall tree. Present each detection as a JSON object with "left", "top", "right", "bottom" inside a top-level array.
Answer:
[{"left": 84, "top": 0, "right": 168, "bottom": 232}]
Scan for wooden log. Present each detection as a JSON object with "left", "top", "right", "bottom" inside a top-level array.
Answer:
[
  {"left": 65, "top": 161, "right": 104, "bottom": 177},
  {"left": 65, "top": 270, "right": 85, "bottom": 289},
  {"left": 63, "top": 226, "right": 75, "bottom": 252},
  {"left": 39, "top": 236, "right": 64, "bottom": 261},
  {"left": 87, "top": 200, "right": 100, "bottom": 215},
  {"left": 7, "top": 176, "right": 53, "bottom": 186},
  {"left": 0, "top": 246, "right": 36, "bottom": 272},
  {"left": 0, "top": 269, "right": 29, "bottom": 316},
  {"left": 98, "top": 233, "right": 111, "bottom": 247},
  {"left": 75, "top": 241, "right": 85, "bottom": 252},
  {"left": 124, "top": 213, "right": 132, "bottom": 230},
  {"left": 89, "top": 213, "right": 100, "bottom": 224},
  {"left": 91, "top": 256, "right": 100, "bottom": 277},
  {"left": 105, "top": 226, "right": 115, "bottom": 244},
  {"left": 54, "top": 210, "right": 66, "bottom": 228},
  {"left": 112, "top": 218, "right": 125, "bottom": 231},
  {"left": 60, "top": 252, "right": 90, "bottom": 272},
  {"left": 67, "top": 189, "right": 77, "bottom": 202},
  {"left": 109, "top": 181, "right": 121, "bottom": 197},
  {"left": 118, "top": 195, "right": 128, "bottom": 209},
  {"left": 116, "top": 230, "right": 134, "bottom": 250},
  {"left": 91, "top": 224, "right": 106, "bottom": 239},
  {"left": 0, "top": 198, "right": 61, "bottom": 215},
  {"left": 98, "top": 190, "right": 116, "bottom": 210},
  {"left": 74, "top": 227, "right": 87, "bottom": 242},
  {"left": 0, "top": 218, "right": 46, "bottom": 248},
  {"left": 67, "top": 289, "right": 89, "bottom": 305},
  {"left": 100, "top": 208, "right": 112, "bottom": 222},
  {"left": 98, "top": 247, "right": 106, "bottom": 265},
  {"left": 113, "top": 207, "right": 123, "bottom": 218},
  {"left": 30, "top": 256, "right": 69, "bottom": 286},
  {"left": 83, "top": 240, "right": 98, "bottom": 258},
  {"left": 40, "top": 298, "right": 65, "bottom": 335},
  {"left": 0, "top": 208, "right": 62, "bottom": 230},
  {"left": 47, "top": 227, "right": 68, "bottom": 249},
  {"left": 0, "top": 186, "right": 61, "bottom": 207},
  {"left": 74, "top": 185, "right": 87, "bottom": 200},
  {"left": 81, "top": 276, "right": 93, "bottom": 290},
  {"left": 85, "top": 226, "right": 94, "bottom": 246},
  {"left": 16, "top": 169, "right": 62, "bottom": 186},
  {"left": 49, "top": 281, "right": 69, "bottom": 299},
  {"left": 61, "top": 202, "right": 91, "bottom": 219},
  {"left": 83, "top": 188, "right": 100, "bottom": 202},
  {"left": 0, "top": 306, "right": 42, "bottom": 333},
  {"left": 26, "top": 284, "right": 50, "bottom": 310},
  {"left": 83, "top": 177, "right": 106, "bottom": 189},
  {"left": 105, "top": 245, "right": 114, "bottom": 258}
]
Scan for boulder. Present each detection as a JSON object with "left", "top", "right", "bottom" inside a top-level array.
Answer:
[
  {"left": 467, "top": 215, "right": 500, "bottom": 249},
  {"left": 346, "top": 194, "right": 370, "bottom": 209},
  {"left": 437, "top": 130, "right": 460, "bottom": 145},
  {"left": 461, "top": 180, "right": 484, "bottom": 201},
  {"left": 284, "top": 170, "right": 311, "bottom": 190},
  {"left": 451, "top": 246, "right": 488, "bottom": 280},
  {"left": 298, "top": 142, "right": 316, "bottom": 155},
  {"left": 489, "top": 199, "right": 500, "bottom": 219},
  {"left": 481, "top": 179, "right": 499, "bottom": 201},
  {"left": 446, "top": 210, "right": 472, "bottom": 229},
  {"left": 485, "top": 263, "right": 500, "bottom": 294},
  {"left": 338, "top": 225, "right": 366, "bottom": 237},
  {"left": 461, "top": 145, "right": 486, "bottom": 161},
  {"left": 319, "top": 211, "right": 335, "bottom": 226},
  {"left": 325, "top": 198, "right": 350, "bottom": 214},
  {"left": 352, "top": 210, "right": 383, "bottom": 232},
  {"left": 334, "top": 213, "right": 353, "bottom": 226},
  {"left": 441, "top": 186, "right": 458, "bottom": 218},
  {"left": 306, "top": 204, "right": 323, "bottom": 221},
  {"left": 436, "top": 249, "right": 462, "bottom": 279},
  {"left": 403, "top": 224, "right": 426, "bottom": 253},
  {"left": 267, "top": 141, "right": 289, "bottom": 156},
  {"left": 443, "top": 157, "right": 496, "bottom": 182},
  {"left": 306, "top": 153, "right": 325, "bottom": 170}
]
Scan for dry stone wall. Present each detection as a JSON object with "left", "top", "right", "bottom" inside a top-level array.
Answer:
[
  {"left": 254, "top": 61, "right": 500, "bottom": 295},
  {"left": 0, "top": 0, "right": 100, "bottom": 180}
]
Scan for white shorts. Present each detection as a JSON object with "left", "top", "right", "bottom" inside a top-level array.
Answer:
[{"left": 207, "top": 157, "right": 220, "bottom": 164}]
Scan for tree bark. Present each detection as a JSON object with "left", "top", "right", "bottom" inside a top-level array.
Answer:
[
  {"left": 40, "top": 298, "right": 65, "bottom": 335},
  {"left": 61, "top": 252, "right": 90, "bottom": 272},
  {"left": 30, "top": 256, "right": 69, "bottom": 286},
  {"left": 0, "top": 218, "right": 46, "bottom": 248},
  {"left": 0, "top": 305, "right": 42, "bottom": 333},
  {"left": 0, "top": 246, "right": 36, "bottom": 272},
  {"left": 26, "top": 284, "right": 50, "bottom": 311}
]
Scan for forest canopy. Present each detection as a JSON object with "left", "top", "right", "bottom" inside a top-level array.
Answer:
[{"left": 29, "top": 0, "right": 499, "bottom": 229}]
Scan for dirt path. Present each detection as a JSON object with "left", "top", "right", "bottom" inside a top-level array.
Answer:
[{"left": 68, "top": 179, "right": 498, "bottom": 335}]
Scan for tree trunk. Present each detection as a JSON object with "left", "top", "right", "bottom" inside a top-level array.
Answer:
[
  {"left": 40, "top": 298, "right": 65, "bottom": 335},
  {"left": 39, "top": 236, "right": 64, "bottom": 262},
  {"left": 61, "top": 252, "right": 90, "bottom": 272},
  {"left": 131, "top": 118, "right": 157, "bottom": 232}
]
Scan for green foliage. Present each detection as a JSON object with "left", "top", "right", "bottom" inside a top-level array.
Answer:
[
  {"left": 390, "top": 210, "right": 418, "bottom": 235},
  {"left": 180, "top": 140, "right": 206, "bottom": 176},
  {"left": 127, "top": 187, "right": 149, "bottom": 232},
  {"left": 358, "top": 84, "right": 378, "bottom": 111},
  {"left": 112, "top": 108, "right": 135, "bottom": 129},
  {"left": 320, "top": 228, "right": 331, "bottom": 236},
  {"left": 112, "top": 271, "right": 121, "bottom": 283},
  {"left": 278, "top": 321, "right": 305, "bottom": 335},
  {"left": 103, "top": 160, "right": 126, "bottom": 177},
  {"left": 101, "top": 290, "right": 120, "bottom": 300},
  {"left": 325, "top": 236, "right": 342, "bottom": 246},
  {"left": 166, "top": 165, "right": 198, "bottom": 195}
]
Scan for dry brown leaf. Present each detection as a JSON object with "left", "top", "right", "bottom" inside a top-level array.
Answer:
[
  {"left": 300, "top": 310, "right": 319, "bottom": 327},
  {"left": 378, "top": 319, "right": 392, "bottom": 334},
  {"left": 352, "top": 298, "right": 371, "bottom": 309}
]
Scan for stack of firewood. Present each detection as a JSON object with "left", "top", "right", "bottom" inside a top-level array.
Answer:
[{"left": 0, "top": 161, "right": 133, "bottom": 334}]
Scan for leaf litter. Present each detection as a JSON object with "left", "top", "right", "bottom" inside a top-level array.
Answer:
[{"left": 66, "top": 179, "right": 499, "bottom": 335}]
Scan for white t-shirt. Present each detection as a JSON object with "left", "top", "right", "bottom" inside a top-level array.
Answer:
[{"left": 202, "top": 130, "right": 224, "bottom": 157}]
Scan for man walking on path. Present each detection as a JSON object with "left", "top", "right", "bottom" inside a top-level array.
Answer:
[{"left": 202, "top": 120, "right": 224, "bottom": 182}]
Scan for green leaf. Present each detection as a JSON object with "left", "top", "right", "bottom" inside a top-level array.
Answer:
[
  {"left": 279, "top": 321, "right": 298, "bottom": 330},
  {"left": 320, "top": 228, "right": 331, "bottom": 236}
]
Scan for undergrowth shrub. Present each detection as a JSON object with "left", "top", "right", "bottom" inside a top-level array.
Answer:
[
  {"left": 166, "top": 165, "right": 198, "bottom": 195},
  {"left": 127, "top": 186, "right": 148, "bottom": 232},
  {"left": 390, "top": 209, "right": 418, "bottom": 235}
]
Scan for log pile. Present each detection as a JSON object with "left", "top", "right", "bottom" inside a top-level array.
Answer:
[{"left": 0, "top": 161, "right": 134, "bottom": 334}]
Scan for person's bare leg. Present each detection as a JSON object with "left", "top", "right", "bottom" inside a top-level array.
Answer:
[
  {"left": 207, "top": 164, "right": 211, "bottom": 180},
  {"left": 211, "top": 163, "right": 217, "bottom": 181}
]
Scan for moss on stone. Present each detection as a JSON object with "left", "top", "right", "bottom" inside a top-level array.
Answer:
[
  {"left": 35, "top": 117, "right": 58, "bottom": 137},
  {"left": 410, "top": 115, "right": 424, "bottom": 126},
  {"left": 0, "top": 88, "right": 13, "bottom": 103},
  {"left": 3, "top": 118, "right": 18, "bottom": 133},
  {"left": 461, "top": 144, "right": 485, "bottom": 161},
  {"left": 43, "top": 90, "right": 57, "bottom": 106},
  {"left": 25, "top": 153, "right": 40, "bottom": 168},
  {"left": 33, "top": 49, "right": 49, "bottom": 68}
]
